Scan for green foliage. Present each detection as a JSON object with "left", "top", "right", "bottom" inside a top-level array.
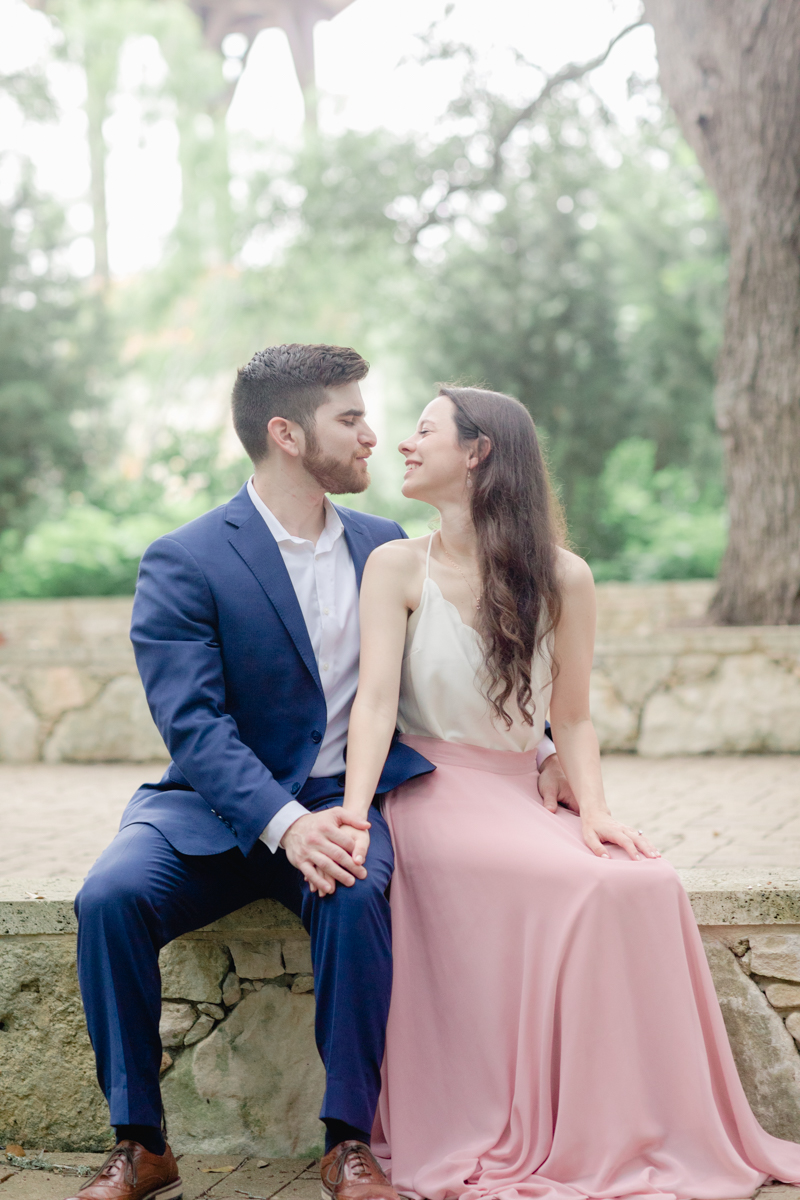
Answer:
[
  {"left": 0, "top": 163, "right": 104, "bottom": 537},
  {"left": 396, "top": 102, "right": 727, "bottom": 557},
  {"left": 590, "top": 438, "right": 726, "bottom": 581},
  {"left": 0, "top": 505, "right": 169, "bottom": 598},
  {"left": 0, "top": 4, "right": 731, "bottom": 596}
]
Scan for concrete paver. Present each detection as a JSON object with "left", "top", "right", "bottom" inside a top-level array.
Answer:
[
  {"left": 0, "top": 1173, "right": 78, "bottom": 1200},
  {"left": 0, "top": 1157, "right": 315, "bottom": 1200},
  {"left": 0, "top": 1154, "right": 796, "bottom": 1200},
  {"left": 1, "top": 756, "right": 798, "bottom": 880},
  {"left": 0, "top": 764, "right": 166, "bottom": 881},
  {"left": 208, "top": 1158, "right": 316, "bottom": 1200},
  {"left": 175, "top": 1156, "right": 249, "bottom": 1200},
  {"left": 600, "top": 755, "right": 800, "bottom": 867}
]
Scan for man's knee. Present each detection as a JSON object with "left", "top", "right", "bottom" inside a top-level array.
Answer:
[
  {"left": 76, "top": 865, "right": 144, "bottom": 925},
  {"left": 324, "top": 867, "right": 390, "bottom": 920},
  {"left": 76, "top": 824, "right": 175, "bottom": 926}
]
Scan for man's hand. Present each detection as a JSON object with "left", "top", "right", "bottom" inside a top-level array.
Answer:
[
  {"left": 281, "top": 808, "right": 371, "bottom": 896},
  {"left": 538, "top": 754, "right": 579, "bottom": 814}
]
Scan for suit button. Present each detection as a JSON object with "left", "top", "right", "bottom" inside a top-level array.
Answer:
[
  {"left": 291, "top": 782, "right": 301, "bottom": 795},
  {"left": 311, "top": 730, "right": 322, "bottom": 743},
  {"left": 336, "top": 774, "right": 346, "bottom": 788}
]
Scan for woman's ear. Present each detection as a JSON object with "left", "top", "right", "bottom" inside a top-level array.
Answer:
[{"left": 467, "top": 437, "right": 491, "bottom": 470}]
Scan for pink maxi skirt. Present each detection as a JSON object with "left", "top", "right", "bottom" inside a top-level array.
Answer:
[{"left": 373, "top": 735, "right": 800, "bottom": 1200}]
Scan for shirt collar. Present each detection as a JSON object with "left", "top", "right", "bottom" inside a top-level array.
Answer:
[{"left": 247, "top": 477, "right": 344, "bottom": 550}]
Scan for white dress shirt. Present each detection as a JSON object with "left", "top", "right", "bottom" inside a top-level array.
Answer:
[
  {"left": 248, "top": 479, "right": 556, "bottom": 852},
  {"left": 248, "top": 480, "right": 361, "bottom": 851}
]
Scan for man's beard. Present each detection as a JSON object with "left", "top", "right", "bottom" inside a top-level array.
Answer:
[{"left": 302, "top": 433, "right": 371, "bottom": 495}]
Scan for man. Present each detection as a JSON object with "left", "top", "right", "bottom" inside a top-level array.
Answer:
[{"left": 72, "top": 344, "right": 574, "bottom": 1200}]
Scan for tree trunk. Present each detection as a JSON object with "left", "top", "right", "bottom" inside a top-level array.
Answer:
[
  {"left": 85, "top": 65, "right": 110, "bottom": 286},
  {"left": 643, "top": 0, "right": 800, "bottom": 624}
]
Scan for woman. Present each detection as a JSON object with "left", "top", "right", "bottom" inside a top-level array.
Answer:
[{"left": 341, "top": 386, "right": 800, "bottom": 1200}]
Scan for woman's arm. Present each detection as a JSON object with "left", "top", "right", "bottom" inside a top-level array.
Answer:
[
  {"left": 549, "top": 552, "right": 659, "bottom": 861},
  {"left": 343, "top": 542, "right": 416, "bottom": 825}
]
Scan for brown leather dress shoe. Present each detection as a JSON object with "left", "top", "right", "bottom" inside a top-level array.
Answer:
[
  {"left": 320, "top": 1141, "right": 400, "bottom": 1200},
  {"left": 65, "top": 1141, "right": 182, "bottom": 1200}
]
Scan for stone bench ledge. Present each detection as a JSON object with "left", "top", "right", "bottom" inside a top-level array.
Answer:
[
  {"left": 4, "top": 868, "right": 800, "bottom": 1155},
  {"left": 0, "top": 878, "right": 305, "bottom": 937},
  {"left": 4, "top": 868, "right": 800, "bottom": 937}
]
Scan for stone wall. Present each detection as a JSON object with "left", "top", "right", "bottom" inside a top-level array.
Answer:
[
  {"left": 593, "top": 625, "right": 800, "bottom": 755},
  {"left": 2, "top": 871, "right": 800, "bottom": 1156},
  {"left": 0, "top": 598, "right": 166, "bottom": 764},
  {"left": 1, "top": 587, "right": 799, "bottom": 760}
]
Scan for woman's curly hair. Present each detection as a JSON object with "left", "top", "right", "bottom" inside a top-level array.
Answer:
[{"left": 439, "top": 385, "right": 566, "bottom": 728}]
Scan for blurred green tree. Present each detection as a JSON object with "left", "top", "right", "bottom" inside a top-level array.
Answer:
[
  {"left": 0, "top": 63, "right": 104, "bottom": 539},
  {"left": 0, "top": 6, "right": 730, "bottom": 594},
  {"left": 409, "top": 104, "right": 727, "bottom": 558},
  {"left": 591, "top": 437, "right": 725, "bottom": 581}
]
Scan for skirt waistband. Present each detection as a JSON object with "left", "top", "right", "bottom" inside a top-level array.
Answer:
[{"left": 400, "top": 733, "right": 539, "bottom": 775}]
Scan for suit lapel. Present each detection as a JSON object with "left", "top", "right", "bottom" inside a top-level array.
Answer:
[
  {"left": 336, "top": 505, "right": 370, "bottom": 587},
  {"left": 225, "top": 488, "right": 322, "bottom": 693}
]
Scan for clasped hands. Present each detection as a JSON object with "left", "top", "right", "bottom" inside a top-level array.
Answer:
[
  {"left": 283, "top": 755, "right": 589, "bottom": 896},
  {"left": 281, "top": 807, "right": 371, "bottom": 896}
]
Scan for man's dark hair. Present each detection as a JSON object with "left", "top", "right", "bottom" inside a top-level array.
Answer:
[{"left": 232, "top": 343, "right": 369, "bottom": 463}]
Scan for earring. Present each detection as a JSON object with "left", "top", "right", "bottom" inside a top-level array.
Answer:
[{"left": 467, "top": 470, "right": 473, "bottom": 488}]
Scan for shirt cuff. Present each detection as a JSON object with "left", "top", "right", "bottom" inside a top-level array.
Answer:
[
  {"left": 536, "top": 735, "right": 556, "bottom": 771},
  {"left": 259, "top": 800, "right": 308, "bottom": 853}
]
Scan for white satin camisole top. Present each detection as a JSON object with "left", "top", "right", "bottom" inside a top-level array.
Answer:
[{"left": 396, "top": 535, "right": 553, "bottom": 752}]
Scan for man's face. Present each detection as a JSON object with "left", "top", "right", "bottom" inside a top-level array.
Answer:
[{"left": 302, "top": 381, "right": 376, "bottom": 494}]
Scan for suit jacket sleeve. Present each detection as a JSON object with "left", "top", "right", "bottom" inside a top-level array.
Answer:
[{"left": 131, "top": 534, "right": 293, "bottom": 852}]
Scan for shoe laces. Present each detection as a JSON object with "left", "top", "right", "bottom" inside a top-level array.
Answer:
[
  {"left": 81, "top": 1145, "right": 137, "bottom": 1191},
  {"left": 343, "top": 1144, "right": 374, "bottom": 1181}
]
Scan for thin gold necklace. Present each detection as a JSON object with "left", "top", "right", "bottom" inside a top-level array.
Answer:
[{"left": 438, "top": 531, "right": 482, "bottom": 610}]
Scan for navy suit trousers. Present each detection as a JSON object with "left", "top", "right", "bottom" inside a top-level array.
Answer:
[{"left": 75, "top": 784, "right": 394, "bottom": 1137}]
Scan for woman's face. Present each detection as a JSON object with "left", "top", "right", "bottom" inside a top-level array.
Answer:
[{"left": 398, "top": 395, "right": 470, "bottom": 504}]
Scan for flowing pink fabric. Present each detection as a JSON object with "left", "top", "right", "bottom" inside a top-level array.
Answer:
[{"left": 373, "top": 735, "right": 800, "bottom": 1200}]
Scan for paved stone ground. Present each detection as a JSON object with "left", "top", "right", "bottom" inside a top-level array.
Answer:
[
  {"left": 1, "top": 756, "right": 799, "bottom": 880},
  {"left": 0, "top": 1153, "right": 797, "bottom": 1200},
  {"left": 0, "top": 1152, "right": 320, "bottom": 1200}
]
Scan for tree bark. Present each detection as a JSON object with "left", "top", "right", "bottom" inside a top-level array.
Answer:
[{"left": 643, "top": 0, "right": 800, "bottom": 624}]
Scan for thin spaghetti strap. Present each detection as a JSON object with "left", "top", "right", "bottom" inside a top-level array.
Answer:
[{"left": 425, "top": 532, "right": 434, "bottom": 578}]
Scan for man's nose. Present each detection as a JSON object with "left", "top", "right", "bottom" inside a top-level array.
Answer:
[{"left": 360, "top": 423, "right": 377, "bottom": 446}]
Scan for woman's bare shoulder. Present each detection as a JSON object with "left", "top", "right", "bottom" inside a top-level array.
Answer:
[
  {"left": 365, "top": 535, "right": 430, "bottom": 576},
  {"left": 554, "top": 546, "right": 595, "bottom": 594}
]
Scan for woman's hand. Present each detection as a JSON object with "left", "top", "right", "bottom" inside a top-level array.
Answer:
[
  {"left": 581, "top": 813, "right": 660, "bottom": 861},
  {"left": 350, "top": 826, "right": 371, "bottom": 870}
]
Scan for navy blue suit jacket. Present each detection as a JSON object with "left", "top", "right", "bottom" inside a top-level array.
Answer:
[{"left": 121, "top": 484, "right": 434, "bottom": 857}]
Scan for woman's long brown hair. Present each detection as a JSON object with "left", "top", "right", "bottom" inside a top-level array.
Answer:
[{"left": 439, "top": 385, "right": 566, "bottom": 728}]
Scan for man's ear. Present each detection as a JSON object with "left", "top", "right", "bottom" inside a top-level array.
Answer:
[{"left": 267, "top": 416, "right": 302, "bottom": 457}]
